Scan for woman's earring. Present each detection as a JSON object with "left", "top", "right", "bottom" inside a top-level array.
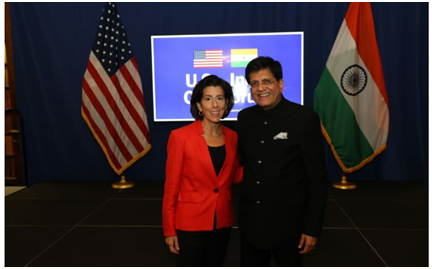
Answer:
[{"left": 199, "top": 111, "right": 203, "bottom": 116}]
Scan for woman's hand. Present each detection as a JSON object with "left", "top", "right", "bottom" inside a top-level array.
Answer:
[{"left": 165, "top": 235, "right": 180, "bottom": 254}]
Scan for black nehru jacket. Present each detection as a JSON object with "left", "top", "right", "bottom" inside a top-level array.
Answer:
[{"left": 237, "top": 96, "right": 328, "bottom": 249}]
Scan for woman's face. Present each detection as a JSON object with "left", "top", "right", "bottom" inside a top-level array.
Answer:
[{"left": 197, "top": 86, "right": 227, "bottom": 124}]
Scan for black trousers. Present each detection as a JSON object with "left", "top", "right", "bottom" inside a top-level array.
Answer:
[
  {"left": 175, "top": 228, "right": 231, "bottom": 267},
  {"left": 240, "top": 238, "right": 304, "bottom": 267}
]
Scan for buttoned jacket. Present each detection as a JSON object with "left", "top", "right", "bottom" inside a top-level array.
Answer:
[
  {"left": 237, "top": 97, "right": 328, "bottom": 249},
  {"left": 163, "top": 120, "right": 243, "bottom": 237}
]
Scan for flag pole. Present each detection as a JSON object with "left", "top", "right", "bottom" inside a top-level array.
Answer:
[
  {"left": 112, "top": 175, "right": 134, "bottom": 189},
  {"left": 332, "top": 172, "right": 356, "bottom": 190}
]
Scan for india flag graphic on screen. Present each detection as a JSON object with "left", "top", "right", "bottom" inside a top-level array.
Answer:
[{"left": 231, "top": 49, "right": 258, "bottom": 67}]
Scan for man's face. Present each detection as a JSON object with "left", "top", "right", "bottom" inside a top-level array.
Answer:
[{"left": 248, "top": 68, "right": 284, "bottom": 111}]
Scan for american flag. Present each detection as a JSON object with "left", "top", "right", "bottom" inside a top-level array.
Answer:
[
  {"left": 193, "top": 49, "right": 223, "bottom": 68},
  {"left": 81, "top": 2, "right": 151, "bottom": 175}
]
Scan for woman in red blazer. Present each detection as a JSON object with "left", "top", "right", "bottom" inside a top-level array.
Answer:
[{"left": 162, "top": 75, "right": 243, "bottom": 266}]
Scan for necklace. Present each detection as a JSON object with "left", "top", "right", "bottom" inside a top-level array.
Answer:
[{"left": 203, "top": 130, "right": 222, "bottom": 138}]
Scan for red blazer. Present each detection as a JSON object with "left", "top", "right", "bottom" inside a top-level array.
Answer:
[{"left": 162, "top": 120, "right": 243, "bottom": 236}]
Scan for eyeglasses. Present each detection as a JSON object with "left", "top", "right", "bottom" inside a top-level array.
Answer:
[{"left": 248, "top": 79, "right": 274, "bottom": 89}]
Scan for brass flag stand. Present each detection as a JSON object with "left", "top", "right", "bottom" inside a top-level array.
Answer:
[
  {"left": 112, "top": 175, "right": 135, "bottom": 189},
  {"left": 332, "top": 172, "right": 356, "bottom": 190}
]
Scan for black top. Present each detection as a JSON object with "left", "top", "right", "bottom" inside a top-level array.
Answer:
[
  {"left": 208, "top": 144, "right": 226, "bottom": 230},
  {"left": 208, "top": 145, "right": 226, "bottom": 176}
]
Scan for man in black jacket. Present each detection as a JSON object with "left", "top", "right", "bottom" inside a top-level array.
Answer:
[{"left": 237, "top": 56, "right": 328, "bottom": 266}]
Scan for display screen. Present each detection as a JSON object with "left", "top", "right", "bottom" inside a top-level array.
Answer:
[{"left": 151, "top": 32, "right": 303, "bottom": 121}]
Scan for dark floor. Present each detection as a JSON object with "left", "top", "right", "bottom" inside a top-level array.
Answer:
[{"left": 5, "top": 180, "right": 429, "bottom": 267}]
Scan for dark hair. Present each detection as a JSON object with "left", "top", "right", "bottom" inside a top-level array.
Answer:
[
  {"left": 190, "top": 75, "right": 234, "bottom": 120},
  {"left": 245, "top": 56, "right": 283, "bottom": 84}
]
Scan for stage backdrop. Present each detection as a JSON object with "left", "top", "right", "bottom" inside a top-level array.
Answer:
[{"left": 9, "top": 3, "right": 428, "bottom": 185}]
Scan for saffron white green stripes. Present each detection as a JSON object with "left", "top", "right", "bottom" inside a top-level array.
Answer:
[
  {"left": 314, "top": 3, "right": 389, "bottom": 173},
  {"left": 231, "top": 49, "right": 258, "bottom": 67}
]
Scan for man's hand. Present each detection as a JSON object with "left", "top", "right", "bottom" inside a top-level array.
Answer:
[
  {"left": 298, "top": 234, "right": 317, "bottom": 254},
  {"left": 165, "top": 235, "right": 180, "bottom": 254}
]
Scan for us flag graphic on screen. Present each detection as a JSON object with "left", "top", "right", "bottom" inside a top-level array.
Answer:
[
  {"left": 193, "top": 49, "right": 223, "bottom": 68},
  {"left": 81, "top": 2, "right": 151, "bottom": 175}
]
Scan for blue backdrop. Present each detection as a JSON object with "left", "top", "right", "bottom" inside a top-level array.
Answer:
[{"left": 9, "top": 3, "right": 428, "bottom": 185}]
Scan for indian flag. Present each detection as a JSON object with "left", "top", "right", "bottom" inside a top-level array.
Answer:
[
  {"left": 314, "top": 2, "right": 389, "bottom": 173},
  {"left": 231, "top": 49, "right": 258, "bottom": 67}
]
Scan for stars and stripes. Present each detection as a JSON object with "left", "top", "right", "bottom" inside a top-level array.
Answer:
[
  {"left": 81, "top": 2, "right": 151, "bottom": 175},
  {"left": 193, "top": 49, "right": 223, "bottom": 68}
]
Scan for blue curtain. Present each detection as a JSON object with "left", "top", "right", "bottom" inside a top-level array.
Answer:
[{"left": 9, "top": 3, "right": 428, "bottom": 185}]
